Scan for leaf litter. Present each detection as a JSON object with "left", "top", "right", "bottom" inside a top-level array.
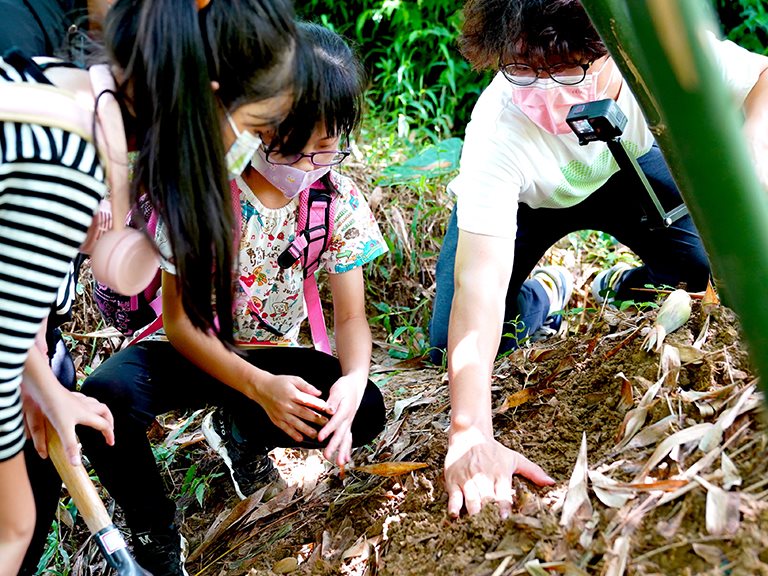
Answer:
[{"left": 62, "top": 271, "right": 768, "bottom": 575}]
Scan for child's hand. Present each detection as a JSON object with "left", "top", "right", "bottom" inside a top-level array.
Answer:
[
  {"left": 23, "top": 387, "right": 114, "bottom": 465},
  {"left": 255, "top": 374, "right": 331, "bottom": 442},
  {"left": 317, "top": 375, "right": 365, "bottom": 466}
]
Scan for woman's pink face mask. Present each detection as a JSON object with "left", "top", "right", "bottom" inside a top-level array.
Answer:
[{"left": 508, "top": 58, "right": 615, "bottom": 135}]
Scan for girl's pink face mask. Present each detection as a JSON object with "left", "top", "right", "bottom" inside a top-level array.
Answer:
[{"left": 508, "top": 58, "right": 616, "bottom": 135}]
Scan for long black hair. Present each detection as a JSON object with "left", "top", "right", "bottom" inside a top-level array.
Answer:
[
  {"left": 272, "top": 22, "right": 365, "bottom": 156},
  {"left": 104, "top": 0, "right": 295, "bottom": 344}
]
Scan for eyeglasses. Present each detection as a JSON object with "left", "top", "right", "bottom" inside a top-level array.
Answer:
[
  {"left": 264, "top": 147, "right": 351, "bottom": 167},
  {"left": 499, "top": 60, "right": 594, "bottom": 86}
]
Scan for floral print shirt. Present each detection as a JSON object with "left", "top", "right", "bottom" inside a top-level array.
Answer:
[{"left": 154, "top": 171, "right": 386, "bottom": 346}]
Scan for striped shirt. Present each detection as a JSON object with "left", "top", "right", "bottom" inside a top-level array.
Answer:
[{"left": 0, "top": 52, "right": 105, "bottom": 462}]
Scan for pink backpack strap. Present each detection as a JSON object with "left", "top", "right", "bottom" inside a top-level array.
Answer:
[
  {"left": 277, "top": 181, "right": 336, "bottom": 354},
  {"left": 304, "top": 275, "right": 331, "bottom": 354}
]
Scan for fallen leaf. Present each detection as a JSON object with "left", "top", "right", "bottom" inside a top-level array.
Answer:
[
  {"left": 692, "top": 543, "right": 725, "bottom": 566},
  {"left": 659, "top": 345, "right": 681, "bottom": 387},
  {"left": 353, "top": 462, "right": 428, "bottom": 477},
  {"left": 700, "top": 478, "right": 740, "bottom": 536},
  {"left": 721, "top": 453, "right": 742, "bottom": 489},
  {"left": 588, "top": 469, "right": 634, "bottom": 508},
  {"left": 560, "top": 433, "right": 593, "bottom": 528},
  {"left": 615, "top": 377, "right": 663, "bottom": 449},
  {"left": 675, "top": 343, "right": 706, "bottom": 364},
  {"left": 622, "top": 415, "right": 676, "bottom": 451},
  {"left": 616, "top": 372, "right": 634, "bottom": 411},
  {"left": 701, "top": 279, "right": 720, "bottom": 316},
  {"left": 635, "top": 423, "right": 715, "bottom": 481},
  {"left": 617, "top": 479, "right": 689, "bottom": 491},
  {"left": 603, "top": 535, "right": 631, "bottom": 576},
  {"left": 342, "top": 535, "right": 371, "bottom": 560},
  {"left": 272, "top": 557, "right": 299, "bottom": 574},
  {"left": 498, "top": 387, "right": 556, "bottom": 413}
]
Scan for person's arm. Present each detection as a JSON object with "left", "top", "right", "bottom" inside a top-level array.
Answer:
[
  {"left": 742, "top": 55, "right": 768, "bottom": 191},
  {"left": 22, "top": 344, "right": 114, "bottom": 466},
  {"left": 317, "top": 268, "right": 371, "bottom": 465},
  {"left": 444, "top": 230, "right": 554, "bottom": 519},
  {"left": 161, "top": 271, "right": 329, "bottom": 442}
]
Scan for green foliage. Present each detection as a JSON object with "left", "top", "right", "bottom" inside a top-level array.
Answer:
[
  {"left": 179, "top": 463, "right": 223, "bottom": 509},
  {"left": 296, "top": 0, "right": 490, "bottom": 141},
  {"left": 714, "top": 0, "right": 768, "bottom": 54}
]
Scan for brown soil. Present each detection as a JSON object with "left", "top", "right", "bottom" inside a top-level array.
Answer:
[{"left": 60, "top": 281, "right": 768, "bottom": 576}]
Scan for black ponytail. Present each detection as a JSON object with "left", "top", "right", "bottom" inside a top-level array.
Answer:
[{"left": 105, "top": 0, "right": 296, "bottom": 344}]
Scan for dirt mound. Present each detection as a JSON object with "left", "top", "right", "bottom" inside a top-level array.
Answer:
[{"left": 166, "top": 302, "right": 768, "bottom": 576}]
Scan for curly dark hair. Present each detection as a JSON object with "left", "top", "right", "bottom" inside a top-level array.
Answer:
[{"left": 460, "top": 0, "right": 607, "bottom": 70}]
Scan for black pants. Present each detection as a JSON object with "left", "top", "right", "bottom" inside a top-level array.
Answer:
[
  {"left": 19, "top": 331, "right": 76, "bottom": 576},
  {"left": 78, "top": 343, "right": 386, "bottom": 532}
]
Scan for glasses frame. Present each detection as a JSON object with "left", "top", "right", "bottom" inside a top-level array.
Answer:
[
  {"left": 264, "top": 147, "right": 351, "bottom": 167},
  {"left": 498, "top": 59, "right": 594, "bottom": 87}
]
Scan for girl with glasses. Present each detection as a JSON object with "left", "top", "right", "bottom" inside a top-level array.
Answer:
[{"left": 78, "top": 22, "right": 387, "bottom": 575}]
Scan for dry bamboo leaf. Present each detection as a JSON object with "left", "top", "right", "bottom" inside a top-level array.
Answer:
[
  {"left": 718, "top": 384, "right": 758, "bottom": 430},
  {"left": 623, "top": 415, "right": 676, "bottom": 451},
  {"left": 699, "top": 423, "right": 725, "bottom": 455},
  {"left": 615, "top": 377, "right": 663, "bottom": 449},
  {"left": 272, "top": 557, "right": 299, "bottom": 574},
  {"left": 614, "top": 406, "right": 649, "bottom": 449},
  {"left": 635, "top": 423, "right": 714, "bottom": 481},
  {"left": 588, "top": 470, "right": 634, "bottom": 508},
  {"left": 678, "top": 384, "right": 736, "bottom": 404},
  {"left": 703, "top": 481, "right": 741, "bottom": 536},
  {"left": 245, "top": 484, "right": 299, "bottom": 524},
  {"left": 638, "top": 376, "right": 664, "bottom": 409},
  {"left": 603, "top": 535, "right": 631, "bottom": 576},
  {"left": 617, "top": 479, "right": 689, "bottom": 491},
  {"left": 393, "top": 392, "right": 424, "bottom": 421},
  {"left": 616, "top": 372, "right": 634, "bottom": 411},
  {"left": 659, "top": 345, "right": 681, "bottom": 386},
  {"left": 560, "top": 433, "right": 593, "bottom": 528},
  {"left": 524, "top": 560, "right": 556, "bottom": 576},
  {"left": 701, "top": 279, "right": 720, "bottom": 316},
  {"left": 353, "top": 462, "right": 428, "bottom": 477},
  {"left": 675, "top": 343, "right": 706, "bottom": 364},
  {"left": 342, "top": 535, "right": 371, "bottom": 560},
  {"left": 692, "top": 543, "right": 724, "bottom": 566},
  {"left": 499, "top": 388, "right": 538, "bottom": 412},
  {"left": 529, "top": 348, "right": 558, "bottom": 362},
  {"left": 189, "top": 482, "right": 273, "bottom": 562},
  {"left": 540, "top": 356, "right": 576, "bottom": 387},
  {"left": 692, "top": 314, "right": 711, "bottom": 350},
  {"left": 498, "top": 387, "right": 556, "bottom": 413},
  {"left": 721, "top": 453, "right": 742, "bottom": 489},
  {"left": 700, "top": 384, "right": 758, "bottom": 452}
]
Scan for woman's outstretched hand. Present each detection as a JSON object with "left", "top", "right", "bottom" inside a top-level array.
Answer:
[{"left": 444, "top": 427, "right": 555, "bottom": 519}]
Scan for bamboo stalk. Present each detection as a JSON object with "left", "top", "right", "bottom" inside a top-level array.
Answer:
[{"left": 581, "top": 0, "right": 768, "bottom": 395}]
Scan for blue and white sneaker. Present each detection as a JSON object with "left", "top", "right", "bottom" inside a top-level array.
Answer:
[
  {"left": 591, "top": 262, "right": 634, "bottom": 305},
  {"left": 530, "top": 265, "right": 574, "bottom": 340}
]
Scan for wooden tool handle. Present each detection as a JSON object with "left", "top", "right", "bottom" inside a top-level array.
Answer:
[{"left": 45, "top": 422, "right": 112, "bottom": 533}]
